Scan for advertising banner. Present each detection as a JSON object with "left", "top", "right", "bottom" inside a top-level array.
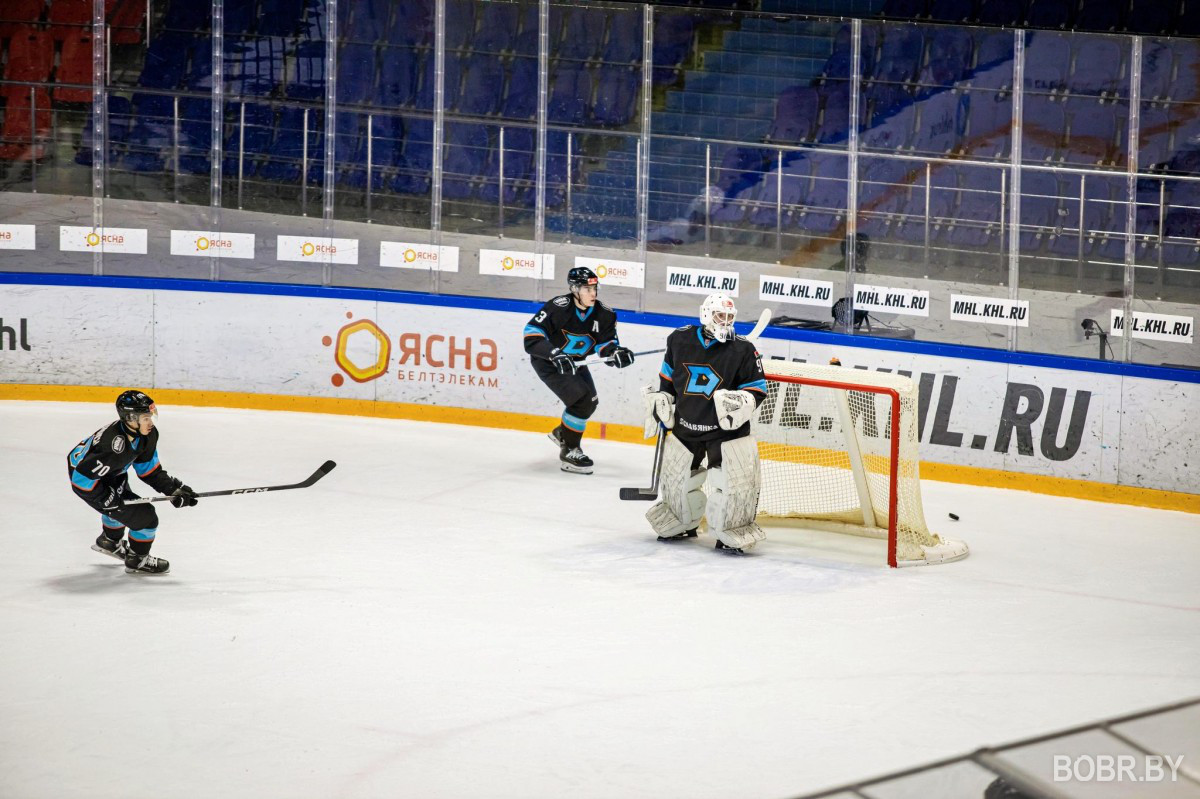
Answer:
[
  {"left": 951, "top": 294, "right": 1030, "bottom": 327},
  {"left": 276, "top": 235, "right": 359, "bottom": 265},
  {"left": 759, "top": 274, "right": 835, "bottom": 307},
  {"left": 1110, "top": 309, "right": 1194, "bottom": 344},
  {"left": 479, "top": 248, "right": 554, "bottom": 280},
  {"left": 59, "top": 226, "right": 148, "bottom": 254},
  {"left": 380, "top": 241, "right": 460, "bottom": 272},
  {"left": 0, "top": 224, "right": 35, "bottom": 250},
  {"left": 852, "top": 283, "right": 930, "bottom": 317},
  {"left": 666, "top": 266, "right": 740, "bottom": 297},
  {"left": 574, "top": 256, "right": 645, "bottom": 289},
  {"left": 170, "top": 230, "right": 256, "bottom": 259}
]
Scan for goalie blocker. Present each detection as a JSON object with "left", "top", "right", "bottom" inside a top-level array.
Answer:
[{"left": 643, "top": 294, "right": 769, "bottom": 553}]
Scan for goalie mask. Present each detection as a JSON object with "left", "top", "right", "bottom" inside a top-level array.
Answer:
[{"left": 700, "top": 293, "right": 737, "bottom": 343}]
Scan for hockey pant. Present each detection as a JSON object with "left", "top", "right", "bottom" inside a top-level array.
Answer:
[
  {"left": 646, "top": 434, "right": 764, "bottom": 550},
  {"left": 71, "top": 473, "right": 160, "bottom": 554},
  {"left": 531, "top": 357, "right": 598, "bottom": 448}
]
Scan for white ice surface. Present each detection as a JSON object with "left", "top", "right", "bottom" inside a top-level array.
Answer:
[{"left": 1, "top": 401, "right": 1197, "bottom": 799}]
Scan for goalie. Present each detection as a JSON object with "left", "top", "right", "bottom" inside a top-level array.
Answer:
[{"left": 643, "top": 294, "right": 768, "bottom": 553}]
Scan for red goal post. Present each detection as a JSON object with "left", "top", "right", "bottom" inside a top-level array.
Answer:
[{"left": 753, "top": 361, "right": 968, "bottom": 567}]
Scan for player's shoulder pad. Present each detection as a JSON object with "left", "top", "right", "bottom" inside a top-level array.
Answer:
[
  {"left": 99, "top": 420, "right": 128, "bottom": 455},
  {"left": 596, "top": 299, "right": 614, "bottom": 314},
  {"left": 552, "top": 295, "right": 571, "bottom": 307},
  {"left": 673, "top": 324, "right": 695, "bottom": 334}
]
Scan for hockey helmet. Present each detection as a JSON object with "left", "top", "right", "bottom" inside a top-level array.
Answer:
[
  {"left": 116, "top": 389, "right": 157, "bottom": 426},
  {"left": 700, "top": 293, "right": 737, "bottom": 342},
  {"left": 567, "top": 266, "right": 599, "bottom": 294}
]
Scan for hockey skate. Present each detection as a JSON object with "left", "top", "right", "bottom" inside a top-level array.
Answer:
[
  {"left": 124, "top": 552, "right": 170, "bottom": 575},
  {"left": 657, "top": 528, "right": 698, "bottom": 542},
  {"left": 715, "top": 540, "right": 747, "bottom": 555},
  {"left": 559, "top": 446, "right": 594, "bottom": 474},
  {"left": 547, "top": 425, "right": 566, "bottom": 449},
  {"left": 91, "top": 533, "right": 130, "bottom": 560}
]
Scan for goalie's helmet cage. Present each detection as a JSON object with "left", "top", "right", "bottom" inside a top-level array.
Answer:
[
  {"left": 115, "top": 390, "right": 157, "bottom": 425},
  {"left": 700, "top": 293, "right": 737, "bottom": 342}
]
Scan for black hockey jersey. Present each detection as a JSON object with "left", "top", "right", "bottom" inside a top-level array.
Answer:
[
  {"left": 523, "top": 295, "right": 620, "bottom": 361},
  {"left": 66, "top": 420, "right": 179, "bottom": 508},
  {"left": 658, "top": 325, "right": 767, "bottom": 441}
]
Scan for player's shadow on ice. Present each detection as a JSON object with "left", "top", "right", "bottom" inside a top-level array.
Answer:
[{"left": 44, "top": 565, "right": 172, "bottom": 593}]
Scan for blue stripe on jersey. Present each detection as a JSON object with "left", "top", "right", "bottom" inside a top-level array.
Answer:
[
  {"left": 102, "top": 515, "right": 124, "bottom": 528},
  {"left": 128, "top": 527, "right": 157, "bottom": 542},
  {"left": 71, "top": 470, "right": 98, "bottom": 491},
  {"left": 133, "top": 452, "right": 160, "bottom": 476},
  {"left": 523, "top": 324, "right": 547, "bottom": 338},
  {"left": 575, "top": 305, "right": 594, "bottom": 322},
  {"left": 659, "top": 360, "right": 672, "bottom": 380},
  {"left": 738, "top": 379, "right": 768, "bottom": 394},
  {"left": 69, "top": 441, "right": 91, "bottom": 468},
  {"left": 695, "top": 328, "right": 717, "bottom": 349},
  {"left": 561, "top": 411, "right": 587, "bottom": 432}
]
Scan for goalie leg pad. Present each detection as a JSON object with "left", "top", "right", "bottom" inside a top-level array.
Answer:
[
  {"left": 706, "top": 436, "right": 765, "bottom": 551},
  {"left": 646, "top": 435, "right": 707, "bottom": 538}
]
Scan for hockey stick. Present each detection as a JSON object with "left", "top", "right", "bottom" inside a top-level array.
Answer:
[
  {"left": 619, "top": 428, "right": 666, "bottom": 501},
  {"left": 744, "top": 308, "right": 771, "bottom": 343},
  {"left": 576, "top": 347, "right": 665, "bottom": 368},
  {"left": 125, "top": 460, "right": 338, "bottom": 504}
]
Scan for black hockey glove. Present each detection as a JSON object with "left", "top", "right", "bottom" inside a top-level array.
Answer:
[
  {"left": 99, "top": 486, "right": 124, "bottom": 513},
  {"left": 550, "top": 349, "right": 578, "bottom": 376},
  {"left": 170, "top": 482, "right": 199, "bottom": 508},
  {"left": 606, "top": 346, "right": 634, "bottom": 369}
]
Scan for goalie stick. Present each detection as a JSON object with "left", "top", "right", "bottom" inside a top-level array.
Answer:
[
  {"left": 125, "top": 460, "right": 338, "bottom": 504},
  {"left": 618, "top": 310, "right": 771, "bottom": 502},
  {"left": 619, "top": 427, "right": 667, "bottom": 501}
]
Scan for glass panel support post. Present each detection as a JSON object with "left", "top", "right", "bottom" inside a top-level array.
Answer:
[
  {"left": 210, "top": 0, "right": 224, "bottom": 280},
  {"left": 1122, "top": 35, "right": 1143, "bottom": 361},
  {"left": 1005, "top": 29, "right": 1026, "bottom": 352},
  {"left": 636, "top": 4, "right": 653, "bottom": 313},
  {"left": 322, "top": 0, "right": 338, "bottom": 286},
  {"left": 91, "top": 0, "right": 105, "bottom": 276},
  {"left": 840, "top": 17, "right": 862, "bottom": 333}
]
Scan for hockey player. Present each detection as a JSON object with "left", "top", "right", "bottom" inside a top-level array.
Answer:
[
  {"left": 642, "top": 294, "right": 768, "bottom": 553},
  {"left": 524, "top": 266, "right": 635, "bottom": 474},
  {"left": 66, "top": 390, "right": 198, "bottom": 574}
]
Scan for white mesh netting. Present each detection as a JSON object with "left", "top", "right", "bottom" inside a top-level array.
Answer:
[{"left": 753, "top": 360, "right": 967, "bottom": 566}]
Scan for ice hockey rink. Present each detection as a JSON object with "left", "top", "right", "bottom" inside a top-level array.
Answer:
[{"left": 1, "top": 399, "right": 1197, "bottom": 799}]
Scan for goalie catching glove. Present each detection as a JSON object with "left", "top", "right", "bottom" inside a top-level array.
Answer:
[
  {"left": 712, "top": 389, "right": 756, "bottom": 431},
  {"left": 641, "top": 384, "right": 675, "bottom": 438}
]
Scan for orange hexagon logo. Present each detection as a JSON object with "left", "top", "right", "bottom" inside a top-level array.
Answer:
[{"left": 333, "top": 319, "right": 390, "bottom": 383}]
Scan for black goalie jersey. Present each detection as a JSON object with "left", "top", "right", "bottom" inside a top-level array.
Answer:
[
  {"left": 658, "top": 325, "right": 767, "bottom": 442},
  {"left": 523, "top": 295, "right": 620, "bottom": 362}
]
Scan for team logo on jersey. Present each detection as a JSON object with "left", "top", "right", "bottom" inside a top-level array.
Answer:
[
  {"left": 561, "top": 332, "right": 594, "bottom": 356},
  {"left": 683, "top": 363, "right": 723, "bottom": 398},
  {"left": 112, "top": 436, "right": 125, "bottom": 454}
]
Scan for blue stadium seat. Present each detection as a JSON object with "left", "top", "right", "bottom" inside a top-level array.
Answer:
[
  {"left": 914, "top": 89, "right": 968, "bottom": 156},
  {"left": 962, "top": 90, "right": 1011, "bottom": 159},
  {"left": 258, "top": 0, "right": 304, "bottom": 37},
  {"left": 1064, "top": 97, "right": 1118, "bottom": 165},
  {"left": 393, "top": 118, "right": 432, "bottom": 195},
  {"left": 1076, "top": 0, "right": 1122, "bottom": 32},
  {"left": 1025, "top": 0, "right": 1071, "bottom": 29},
  {"left": 548, "top": 63, "right": 591, "bottom": 125},
  {"left": 337, "top": 42, "right": 378, "bottom": 105},
  {"left": 458, "top": 55, "right": 504, "bottom": 116},
  {"left": 287, "top": 39, "right": 325, "bottom": 101},
  {"left": 1070, "top": 38, "right": 1125, "bottom": 98},
  {"left": 379, "top": 47, "right": 419, "bottom": 108},
  {"left": 1022, "top": 97, "right": 1067, "bottom": 163},
  {"left": 473, "top": 3, "right": 520, "bottom": 54},
  {"left": 1024, "top": 32, "right": 1070, "bottom": 97},
  {"left": 651, "top": 13, "right": 696, "bottom": 85},
  {"left": 1139, "top": 105, "right": 1172, "bottom": 168},
  {"left": 602, "top": 11, "right": 642, "bottom": 65},
  {"left": 138, "top": 32, "right": 191, "bottom": 90},
  {"left": 387, "top": 0, "right": 432, "bottom": 47},
  {"left": 257, "top": 105, "right": 311, "bottom": 183},
  {"left": 766, "top": 86, "right": 819, "bottom": 145},
  {"left": 1140, "top": 41, "right": 1174, "bottom": 104},
  {"left": 563, "top": 7, "right": 608, "bottom": 62},
  {"left": 224, "top": 35, "right": 287, "bottom": 97},
  {"left": 75, "top": 96, "right": 132, "bottom": 166},
  {"left": 442, "top": 123, "right": 491, "bottom": 200},
  {"left": 479, "top": 126, "right": 535, "bottom": 204},
  {"left": 175, "top": 98, "right": 212, "bottom": 175},
  {"left": 947, "top": 166, "right": 1003, "bottom": 248},
  {"left": 501, "top": 56, "right": 538, "bottom": 120},
  {"left": 591, "top": 66, "right": 639, "bottom": 127}
]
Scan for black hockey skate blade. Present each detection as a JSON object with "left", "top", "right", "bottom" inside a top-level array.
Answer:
[{"left": 619, "top": 487, "right": 658, "bottom": 501}]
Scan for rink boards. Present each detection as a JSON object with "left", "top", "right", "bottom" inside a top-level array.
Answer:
[{"left": 0, "top": 277, "right": 1197, "bottom": 509}]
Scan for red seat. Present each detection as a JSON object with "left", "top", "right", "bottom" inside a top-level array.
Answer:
[
  {"left": 108, "top": 0, "right": 145, "bottom": 45},
  {"left": 48, "top": 0, "right": 90, "bottom": 40},
  {"left": 0, "top": 1, "right": 44, "bottom": 38},
  {"left": 1, "top": 29, "right": 55, "bottom": 102},
  {"left": 0, "top": 95, "right": 52, "bottom": 161},
  {"left": 54, "top": 32, "right": 93, "bottom": 103}
]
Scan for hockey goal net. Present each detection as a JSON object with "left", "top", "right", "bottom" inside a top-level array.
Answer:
[{"left": 752, "top": 361, "right": 968, "bottom": 567}]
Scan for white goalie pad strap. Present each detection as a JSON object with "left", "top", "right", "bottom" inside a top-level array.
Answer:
[
  {"left": 707, "top": 436, "right": 765, "bottom": 550},
  {"left": 712, "top": 389, "right": 755, "bottom": 431},
  {"left": 646, "top": 435, "right": 706, "bottom": 537},
  {"left": 642, "top": 386, "right": 675, "bottom": 438}
]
